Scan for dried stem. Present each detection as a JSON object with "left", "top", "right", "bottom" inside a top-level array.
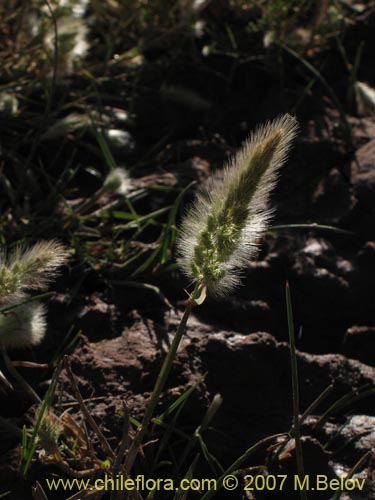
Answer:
[{"left": 63, "top": 356, "right": 115, "bottom": 461}]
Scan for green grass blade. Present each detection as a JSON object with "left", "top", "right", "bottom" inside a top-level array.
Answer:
[
  {"left": 21, "top": 362, "right": 62, "bottom": 475},
  {"left": 286, "top": 282, "right": 308, "bottom": 500}
]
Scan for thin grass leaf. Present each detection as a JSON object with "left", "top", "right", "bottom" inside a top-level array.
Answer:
[
  {"left": 268, "top": 223, "right": 354, "bottom": 236},
  {"left": 173, "top": 453, "right": 200, "bottom": 500},
  {"left": 329, "top": 451, "right": 371, "bottom": 500},
  {"left": 196, "top": 433, "right": 223, "bottom": 475},
  {"left": 130, "top": 245, "right": 162, "bottom": 277},
  {"left": 286, "top": 282, "right": 307, "bottom": 500},
  {"left": 109, "top": 281, "right": 172, "bottom": 308},
  {"left": 200, "top": 433, "right": 287, "bottom": 500},
  {"left": 158, "top": 374, "right": 206, "bottom": 422},
  {"left": 21, "top": 362, "right": 63, "bottom": 475},
  {"left": 51, "top": 325, "right": 81, "bottom": 367},
  {"left": 92, "top": 124, "right": 116, "bottom": 171},
  {"left": 278, "top": 43, "right": 353, "bottom": 147},
  {"left": 161, "top": 181, "right": 196, "bottom": 265},
  {"left": 0, "top": 292, "right": 52, "bottom": 314},
  {"left": 178, "top": 393, "right": 223, "bottom": 471},
  {"left": 299, "top": 383, "right": 334, "bottom": 426},
  {"left": 129, "top": 416, "right": 141, "bottom": 428},
  {"left": 151, "top": 405, "right": 186, "bottom": 477},
  {"left": 314, "top": 384, "right": 374, "bottom": 431},
  {"left": 150, "top": 376, "right": 207, "bottom": 475}
]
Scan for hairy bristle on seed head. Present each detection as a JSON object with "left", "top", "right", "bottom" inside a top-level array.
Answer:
[
  {"left": 0, "top": 303, "right": 47, "bottom": 349},
  {"left": 177, "top": 114, "right": 298, "bottom": 297},
  {"left": 0, "top": 240, "right": 69, "bottom": 304}
]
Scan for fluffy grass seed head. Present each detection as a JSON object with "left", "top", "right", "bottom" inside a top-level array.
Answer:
[
  {"left": 0, "top": 240, "right": 68, "bottom": 305},
  {"left": 35, "top": 407, "right": 62, "bottom": 460},
  {"left": 177, "top": 114, "right": 298, "bottom": 297},
  {"left": 0, "top": 302, "right": 47, "bottom": 349},
  {"left": 103, "top": 167, "right": 131, "bottom": 195}
]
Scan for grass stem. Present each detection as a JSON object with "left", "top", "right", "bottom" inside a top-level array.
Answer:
[
  {"left": 124, "top": 282, "right": 202, "bottom": 473},
  {"left": 63, "top": 356, "right": 115, "bottom": 461}
]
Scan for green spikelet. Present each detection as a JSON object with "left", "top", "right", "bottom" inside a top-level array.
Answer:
[
  {"left": 0, "top": 240, "right": 68, "bottom": 349},
  {"left": 0, "top": 240, "right": 68, "bottom": 305},
  {"left": 177, "top": 114, "right": 298, "bottom": 296}
]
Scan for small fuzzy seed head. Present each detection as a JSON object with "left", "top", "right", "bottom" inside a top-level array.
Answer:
[
  {"left": 177, "top": 114, "right": 298, "bottom": 297},
  {"left": 0, "top": 240, "right": 68, "bottom": 305},
  {"left": 36, "top": 408, "right": 62, "bottom": 459},
  {"left": 0, "top": 303, "right": 47, "bottom": 349},
  {"left": 103, "top": 167, "right": 131, "bottom": 195}
]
